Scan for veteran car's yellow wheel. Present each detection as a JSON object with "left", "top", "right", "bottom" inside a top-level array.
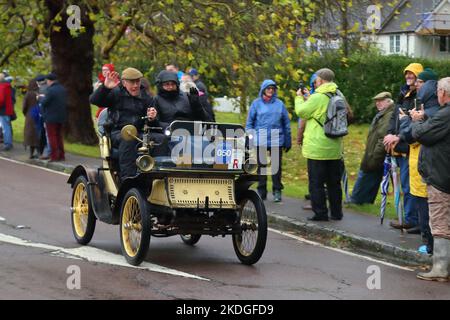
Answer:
[
  {"left": 71, "top": 176, "right": 96, "bottom": 245},
  {"left": 120, "top": 188, "right": 151, "bottom": 266},
  {"left": 232, "top": 190, "right": 267, "bottom": 265}
]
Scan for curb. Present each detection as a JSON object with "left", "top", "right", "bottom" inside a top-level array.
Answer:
[
  {"left": 267, "top": 213, "right": 432, "bottom": 267},
  {"left": 1, "top": 151, "right": 432, "bottom": 267},
  {"left": 28, "top": 158, "right": 75, "bottom": 174}
]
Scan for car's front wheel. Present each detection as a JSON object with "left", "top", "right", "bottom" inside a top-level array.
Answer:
[{"left": 120, "top": 188, "right": 151, "bottom": 266}]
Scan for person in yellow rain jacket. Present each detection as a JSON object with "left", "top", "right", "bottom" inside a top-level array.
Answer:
[{"left": 399, "top": 68, "right": 440, "bottom": 254}]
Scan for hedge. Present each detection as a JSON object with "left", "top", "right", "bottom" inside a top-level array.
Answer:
[{"left": 285, "top": 52, "right": 450, "bottom": 123}]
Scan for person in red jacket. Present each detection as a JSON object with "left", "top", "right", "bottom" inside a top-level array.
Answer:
[
  {"left": 0, "top": 72, "right": 14, "bottom": 151},
  {"left": 93, "top": 63, "right": 115, "bottom": 119}
]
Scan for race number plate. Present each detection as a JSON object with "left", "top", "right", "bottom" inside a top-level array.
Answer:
[{"left": 215, "top": 140, "right": 243, "bottom": 170}]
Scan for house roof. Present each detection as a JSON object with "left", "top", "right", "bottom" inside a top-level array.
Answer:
[
  {"left": 312, "top": 0, "right": 400, "bottom": 37},
  {"left": 377, "top": 0, "right": 443, "bottom": 34}
]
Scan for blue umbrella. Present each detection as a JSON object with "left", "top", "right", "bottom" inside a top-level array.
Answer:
[{"left": 380, "top": 155, "right": 392, "bottom": 224}]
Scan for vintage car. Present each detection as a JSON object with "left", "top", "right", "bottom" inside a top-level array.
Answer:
[{"left": 67, "top": 118, "right": 267, "bottom": 266}]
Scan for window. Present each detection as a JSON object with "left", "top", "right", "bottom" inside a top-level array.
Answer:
[
  {"left": 439, "top": 36, "right": 450, "bottom": 52},
  {"left": 390, "top": 35, "right": 401, "bottom": 53}
]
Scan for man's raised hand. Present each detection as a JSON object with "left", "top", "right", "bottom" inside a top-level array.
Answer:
[{"left": 104, "top": 71, "right": 120, "bottom": 89}]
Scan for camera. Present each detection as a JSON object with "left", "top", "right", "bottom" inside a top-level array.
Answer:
[{"left": 298, "top": 81, "right": 306, "bottom": 91}]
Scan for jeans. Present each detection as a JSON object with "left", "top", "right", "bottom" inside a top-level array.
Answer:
[
  {"left": 414, "top": 195, "right": 433, "bottom": 253},
  {"left": 257, "top": 146, "right": 283, "bottom": 196},
  {"left": 397, "top": 156, "right": 418, "bottom": 226},
  {"left": 307, "top": 159, "right": 343, "bottom": 218},
  {"left": 0, "top": 115, "right": 13, "bottom": 147},
  {"left": 351, "top": 169, "right": 383, "bottom": 204}
]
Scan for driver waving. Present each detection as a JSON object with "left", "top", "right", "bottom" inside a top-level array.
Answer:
[{"left": 90, "top": 67, "right": 157, "bottom": 180}]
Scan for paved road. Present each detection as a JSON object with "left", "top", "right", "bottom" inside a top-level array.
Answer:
[{"left": 0, "top": 157, "right": 449, "bottom": 300}]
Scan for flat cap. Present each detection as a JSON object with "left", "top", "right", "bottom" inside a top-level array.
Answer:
[
  {"left": 46, "top": 73, "right": 57, "bottom": 81},
  {"left": 122, "top": 67, "right": 143, "bottom": 80},
  {"left": 316, "top": 68, "right": 335, "bottom": 82},
  {"left": 372, "top": 91, "right": 392, "bottom": 100}
]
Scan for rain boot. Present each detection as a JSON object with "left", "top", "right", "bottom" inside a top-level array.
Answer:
[{"left": 417, "top": 237, "right": 450, "bottom": 282}]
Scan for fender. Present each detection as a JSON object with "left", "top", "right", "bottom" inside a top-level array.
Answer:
[
  {"left": 67, "top": 165, "right": 115, "bottom": 224},
  {"left": 113, "top": 174, "right": 153, "bottom": 222},
  {"left": 235, "top": 174, "right": 259, "bottom": 201}
]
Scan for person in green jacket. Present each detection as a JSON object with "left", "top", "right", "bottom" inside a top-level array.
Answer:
[
  {"left": 350, "top": 92, "right": 394, "bottom": 204},
  {"left": 295, "top": 68, "right": 344, "bottom": 221}
]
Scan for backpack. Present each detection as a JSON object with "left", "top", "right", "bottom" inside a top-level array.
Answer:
[{"left": 314, "top": 92, "right": 348, "bottom": 138}]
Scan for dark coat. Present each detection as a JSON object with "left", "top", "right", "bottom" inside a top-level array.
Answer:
[
  {"left": 154, "top": 91, "right": 213, "bottom": 129},
  {"left": 40, "top": 81, "right": 67, "bottom": 124},
  {"left": 399, "top": 80, "right": 440, "bottom": 144},
  {"left": 386, "top": 85, "right": 417, "bottom": 154},
  {"left": 412, "top": 103, "right": 450, "bottom": 194},
  {"left": 22, "top": 80, "right": 40, "bottom": 147},
  {"left": 360, "top": 104, "right": 394, "bottom": 172},
  {"left": 90, "top": 84, "right": 154, "bottom": 132}
]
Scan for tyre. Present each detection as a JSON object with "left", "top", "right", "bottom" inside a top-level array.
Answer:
[
  {"left": 232, "top": 190, "right": 267, "bottom": 265},
  {"left": 180, "top": 234, "right": 202, "bottom": 246},
  {"left": 71, "top": 176, "right": 96, "bottom": 245},
  {"left": 120, "top": 188, "right": 151, "bottom": 266}
]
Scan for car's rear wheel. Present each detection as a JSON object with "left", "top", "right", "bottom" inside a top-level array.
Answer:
[
  {"left": 120, "top": 188, "right": 151, "bottom": 266},
  {"left": 232, "top": 190, "right": 267, "bottom": 265},
  {"left": 180, "top": 234, "right": 202, "bottom": 245},
  {"left": 71, "top": 176, "right": 96, "bottom": 245}
]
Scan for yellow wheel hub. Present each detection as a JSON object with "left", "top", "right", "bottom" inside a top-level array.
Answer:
[
  {"left": 72, "top": 182, "right": 89, "bottom": 238},
  {"left": 121, "top": 196, "right": 142, "bottom": 258}
]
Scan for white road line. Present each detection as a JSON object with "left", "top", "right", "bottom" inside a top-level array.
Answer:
[
  {"left": 0, "top": 156, "right": 70, "bottom": 176},
  {"left": 269, "top": 228, "right": 415, "bottom": 272},
  {"left": 0, "top": 233, "right": 209, "bottom": 281}
]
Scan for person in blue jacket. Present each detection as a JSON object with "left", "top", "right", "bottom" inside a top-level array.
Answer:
[{"left": 246, "top": 79, "right": 292, "bottom": 202}]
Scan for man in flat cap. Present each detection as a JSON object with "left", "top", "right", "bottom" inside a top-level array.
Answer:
[
  {"left": 351, "top": 92, "right": 394, "bottom": 204},
  {"left": 90, "top": 67, "right": 157, "bottom": 180}
]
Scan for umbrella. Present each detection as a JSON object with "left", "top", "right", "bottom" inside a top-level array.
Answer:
[
  {"left": 342, "top": 166, "right": 350, "bottom": 203},
  {"left": 380, "top": 155, "right": 392, "bottom": 224},
  {"left": 391, "top": 156, "right": 404, "bottom": 230}
]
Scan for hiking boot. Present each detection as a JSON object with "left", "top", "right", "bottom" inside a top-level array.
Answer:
[
  {"left": 417, "top": 238, "right": 450, "bottom": 282},
  {"left": 273, "top": 191, "right": 282, "bottom": 202}
]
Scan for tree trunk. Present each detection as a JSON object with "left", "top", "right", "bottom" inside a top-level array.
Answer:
[
  {"left": 45, "top": 0, "right": 97, "bottom": 145},
  {"left": 341, "top": 1, "right": 349, "bottom": 58}
]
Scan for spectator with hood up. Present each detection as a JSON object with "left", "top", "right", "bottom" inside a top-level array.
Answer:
[{"left": 246, "top": 79, "right": 291, "bottom": 202}]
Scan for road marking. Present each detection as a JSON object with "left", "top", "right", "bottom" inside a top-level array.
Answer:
[
  {"left": 0, "top": 156, "right": 70, "bottom": 177},
  {"left": 0, "top": 233, "right": 209, "bottom": 281},
  {"left": 269, "top": 228, "right": 415, "bottom": 272}
]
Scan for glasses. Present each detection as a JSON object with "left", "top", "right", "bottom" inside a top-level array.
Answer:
[{"left": 266, "top": 87, "right": 276, "bottom": 91}]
